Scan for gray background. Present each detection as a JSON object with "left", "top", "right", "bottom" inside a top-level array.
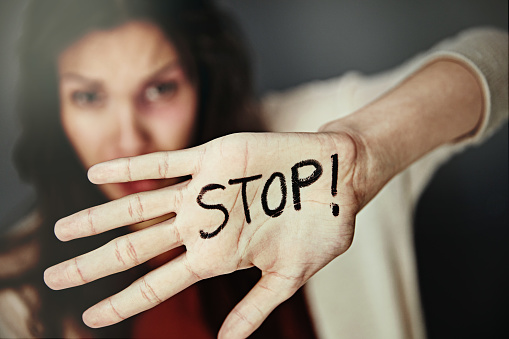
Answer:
[{"left": 1, "top": 1, "right": 507, "bottom": 338}]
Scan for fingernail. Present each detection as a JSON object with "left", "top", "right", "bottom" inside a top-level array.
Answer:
[
  {"left": 44, "top": 266, "right": 60, "bottom": 290},
  {"left": 54, "top": 218, "right": 71, "bottom": 241},
  {"left": 83, "top": 302, "right": 110, "bottom": 328},
  {"left": 87, "top": 163, "right": 106, "bottom": 184},
  {"left": 83, "top": 307, "right": 101, "bottom": 328}
]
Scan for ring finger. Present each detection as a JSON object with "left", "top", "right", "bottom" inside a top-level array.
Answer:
[{"left": 44, "top": 217, "right": 183, "bottom": 290}]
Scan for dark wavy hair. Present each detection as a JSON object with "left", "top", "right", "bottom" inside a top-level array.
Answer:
[
  {"left": 15, "top": 0, "right": 259, "bottom": 226},
  {"left": 7, "top": 0, "right": 314, "bottom": 337}
]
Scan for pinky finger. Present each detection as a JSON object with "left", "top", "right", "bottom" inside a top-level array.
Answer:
[
  {"left": 82, "top": 252, "right": 199, "bottom": 328},
  {"left": 218, "top": 272, "right": 301, "bottom": 339}
]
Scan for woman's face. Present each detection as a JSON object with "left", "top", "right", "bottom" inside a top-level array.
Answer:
[{"left": 58, "top": 21, "right": 198, "bottom": 200}]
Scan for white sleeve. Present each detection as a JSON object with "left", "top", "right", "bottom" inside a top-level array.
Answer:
[
  {"left": 403, "top": 27, "right": 508, "bottom": 203},
  {"left": 261, "top": 27, "right": 508, "bottom": 204}
]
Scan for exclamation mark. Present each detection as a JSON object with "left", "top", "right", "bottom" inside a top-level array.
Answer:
[{"left": 331, "top": 153, "right": 339, "bottom": 216}]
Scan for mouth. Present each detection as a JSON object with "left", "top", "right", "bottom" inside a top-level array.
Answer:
[{"left": 115, "top": 179, "right": 165, "bottom": 196}]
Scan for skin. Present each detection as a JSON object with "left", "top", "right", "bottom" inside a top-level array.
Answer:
[
  {"left": 58, "top": 21, "right": 198, "bottom": 201},
  {"left": 48, "top": 47, "right": 483, "bottom": 339}
]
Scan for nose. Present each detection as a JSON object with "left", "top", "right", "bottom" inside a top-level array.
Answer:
[{"left": 112, "top": 102, "right": 150, "bottom": 157}]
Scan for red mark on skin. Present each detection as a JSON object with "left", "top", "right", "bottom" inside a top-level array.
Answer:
[
  {"left": 88, "top": 209, "right": 97, "bottom": 235},
  {"left": 127, "top": 158, "right": 133, "bottom": 182},
  {"left": 125, "top": 234, "right": 140, "bottom": 265},
  {"left": 115, "top": 240, "right": 126, "bottom": 266},
  {"left": 108, "top": 298, "right": 126, "bottom": 320},
  {"left": 135, "top": 195, "right": 144, "bottom": 220},
  {"left": 127, "top": 194, "right": 144, "bottom": 222},
  {"left": 139, "top": 276, "right": 162, "bottom": 304},
  {"left": 232, "top": 307, "right": 255, "bottom": 327},
  {"left": 74, "top": 257, "right": 86, "bottom": 284}
]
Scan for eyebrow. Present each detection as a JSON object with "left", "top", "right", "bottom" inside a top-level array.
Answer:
[
  {"left": 59, "top": 60, "right": 181, "bottom": 86},
  {"left": 142, "top": 60, "right": 181, "bottom": 81},
  {"left": 59, "top": 73, "right": 102, "bottom": 87}
]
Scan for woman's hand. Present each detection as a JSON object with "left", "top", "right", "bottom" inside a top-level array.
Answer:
[
  {"left": 44, "top": 131, "right": 367, "bottom": 338},
  {"left": 44, "top": 59, "right": 484, "bottom": 338}
]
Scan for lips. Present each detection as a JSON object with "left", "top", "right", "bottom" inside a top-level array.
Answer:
[{"left": 116, "top": 179, "right": 163, "bottom": 196}]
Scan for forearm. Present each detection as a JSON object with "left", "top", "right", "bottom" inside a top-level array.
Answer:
[{"left": 321, "top": 59, "right": 484, "bottom": 207}]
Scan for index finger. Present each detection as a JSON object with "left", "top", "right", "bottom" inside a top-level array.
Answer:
[{"left": 88, "top": 146, "right": 204, "bottom": 184}]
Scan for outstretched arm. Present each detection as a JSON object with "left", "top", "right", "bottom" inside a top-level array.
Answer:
[
  {"left": 44, "top": 57, "right": 483, "bottom": 338},
  {"left": 322, "top": 58, "right": 483, "bottom": 207}
]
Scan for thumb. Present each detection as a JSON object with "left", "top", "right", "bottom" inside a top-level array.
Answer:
[{"left": 218, "top": 272, "right": 301, "bottom": 338}]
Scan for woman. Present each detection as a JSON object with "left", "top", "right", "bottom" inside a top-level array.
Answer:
[
  {"left": 2, "top": 1, "right": 508, "bottom": 339},
  {"left": 1, "top": 0, "right": 315, "bottom": 337}
]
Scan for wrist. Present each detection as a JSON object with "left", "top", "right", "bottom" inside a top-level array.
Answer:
[
  {"left": 318, "top": 121, "right": 387, "bottom": 210},
  {"left": 320, "top": 59, "right": 483, "bottom": 208}
]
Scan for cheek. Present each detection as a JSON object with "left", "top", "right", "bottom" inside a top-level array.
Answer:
[
  {"left": 149, "top": 91, "right": 198, "bottom": 151},
  {"left": 60, "top": 111, "right": 107, "bottom": 169},
  {"left": 150, "top": 107, "right": 197, "bottom": 150}
]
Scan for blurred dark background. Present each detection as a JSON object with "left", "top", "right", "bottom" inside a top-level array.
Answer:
[{"left": 1, "top": 1, "right": 507, "bottom": 338}]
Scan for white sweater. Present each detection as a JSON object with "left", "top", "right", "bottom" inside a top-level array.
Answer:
[{"left": 261, "top": 27, "right": 508, "bottom": 339}]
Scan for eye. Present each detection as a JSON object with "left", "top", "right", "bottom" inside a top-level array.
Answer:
[
  {"left": 71, "top": 90, "right": 104, "bottom": 108},
  {"left": 145, "top": 81, "right": 178, "bottom": 103}
]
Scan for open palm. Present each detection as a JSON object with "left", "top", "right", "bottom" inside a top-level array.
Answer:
[{"left": 45, "top": 131, "right": 363, "bottom": 338}]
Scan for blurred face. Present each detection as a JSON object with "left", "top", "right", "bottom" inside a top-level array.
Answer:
[{"left": 58, "top": 21, "right": 198, "bottom": 200}]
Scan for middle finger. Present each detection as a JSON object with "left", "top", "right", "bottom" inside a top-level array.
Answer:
[{"left": 55, "top": 184, "right": 186, "bottom": 241}]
